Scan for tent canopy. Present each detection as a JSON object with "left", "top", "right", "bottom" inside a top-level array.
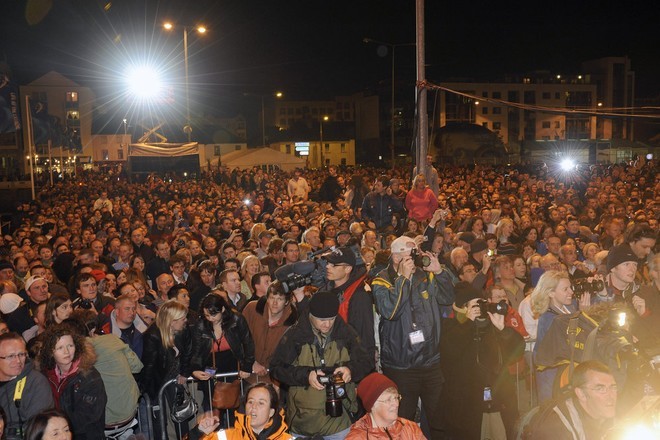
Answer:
[
  {"left": 128, "top": 142, "right": 200, "bottom": 176},
  {"left": 214, "top": 147, "right": 305, "bottom": 171}
]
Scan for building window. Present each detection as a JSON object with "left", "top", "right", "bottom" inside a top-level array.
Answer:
[
  {"left": 542, "top": 136, "right": 550, "bottom": 140},
  {"left": 102, "top": 149, "right": 109, "bottom": 161},
  {"left": 493, "top": 122, "right": 501, "bottom": 130},
  {"left": 482, "top": 122, "right": 488, "bottom": 128},
  {"left": 555, "top": 92, "right": 560, "bottom": 99},
  {"left": 555, "top": 121, "right": 561, "bottom": 129},
  {"left": 117, "top": 149, "right": 123, "bottom": 160},
  {"left": 492, "top": 92, "right": 501, "bottom": 99},
  {"left": 235, "top": 145, "right": 241, "bottom": 151},
  {"left": 325, "top": 144, "right": 330, "bottom": 152},
  {"left": 340, "top": 143, "right": 346, "bottom": 153},
  {"left": 286, "top": 145, "right": 291, "bottom": 154},
  {"left": 214, "top": 146, "right": 221, "bottom": 156},
  {"left": 66, "top": 91, "right": 78, "bottom": 102},
  {"left": 542, "top": 92, "right": 551, "bottom": 99},
  {"left": 542, "top": 121, "right": 551, "bottom": 128},
  {"left": 341, "top": 158, "right": 347, "bottom": 165},
  {"left": 482, "top": 92, "right": 488, "bottom": 97},
  {"left": 492, "top": 107, "right": 502, "bottom": 114},
  {"left": 482, "top": 107, "right": 488, "bottom": 115}
]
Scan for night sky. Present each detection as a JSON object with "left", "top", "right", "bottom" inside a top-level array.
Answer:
[{"left": 1, "top": 0, "right": 658, "bottom": 115}]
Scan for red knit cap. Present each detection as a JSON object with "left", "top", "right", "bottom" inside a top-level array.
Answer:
[{"left": 357, "top": 372, "right": 398, "bottom": 412}]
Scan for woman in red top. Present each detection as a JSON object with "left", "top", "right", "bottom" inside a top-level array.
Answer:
[{"left": 405, "top": 174, "right": 438, "bottom": 225}]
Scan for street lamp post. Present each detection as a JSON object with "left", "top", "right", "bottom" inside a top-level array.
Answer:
[
  {"left": 261, "top": 92, "right": 283, "bottom": 146},
  {"left": 164, "top": 22, "right": 206, "bottom": 142},
  {"left": 363, "top": 38, "right": 415, "bottom": 169},
  {"left": 319, "top": 115, "right": 329, "bottom": 168}
]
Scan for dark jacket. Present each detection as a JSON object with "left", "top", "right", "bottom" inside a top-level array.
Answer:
[
  {"left": 441, "top": 316, "right": 525, "bottom": 439},
  {"left": 140, "top": 324, "right": 190, "bottom": 400},
  {"left": 0, "top": 360, "right": 54, "bottom": 439},
  {"left": 323, "top": 266, "right": 376, "bottom": 360},
  {"left": 190, "top": 309, "right": 255, "bottom": 374},
  {"left": 371, "top": 263, "right": 455, "bottom": 369},
  {"left": 270, "top": 311, "right": 372, "bottom": 436},
  {"left": 361, "top": 191, "right": 403, "bottom": 231},
  {"left": 45, "top": 343, "right": 107, "bottom": 440},
  {"left": 318, "top": 175, "right": 343, "bottom": 202}
]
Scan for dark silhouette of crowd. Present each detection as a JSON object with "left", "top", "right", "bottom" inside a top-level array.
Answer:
[{"left": 0, "top": 155, "right": 658, "bottom": 440}]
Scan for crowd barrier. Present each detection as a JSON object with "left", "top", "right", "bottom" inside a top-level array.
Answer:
[{"left": 156, "top": 372, "right": 244, "bottom": 440}]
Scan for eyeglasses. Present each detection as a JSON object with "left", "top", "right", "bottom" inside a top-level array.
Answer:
[
  {"left": 581, "top": 384, "right": 618, "bottom": 394},
  {"left": 376, "top": 393, "right": 403, "bottom": 404},
  {"left": 0, "top": 352, "right": 28, "bottom": 361}
]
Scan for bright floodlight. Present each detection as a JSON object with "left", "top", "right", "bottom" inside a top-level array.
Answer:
[
  {"left": 126, "top": 66, "right": 163, "bottom": 99},
  {"left": 560, "top": 158, "right": 575, "bottom": 171}
]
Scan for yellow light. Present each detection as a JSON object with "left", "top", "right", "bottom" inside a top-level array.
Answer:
[
  {"left": 617, "top": 312, "right": 627, "bottom": 327},
  {"left": 322, "top": 115, "right": 329, "bottom": 121},
  {"left": 620, "top": 424, "right": 657, "bottom": 440},
  {"left": 197, "top": 26, "right": 206, "bottom": 34},
  {"left": 474, "top": 101, "right": 480, "bottom": 105},
  {"left": 578, "top": 75, "right": 582, "bottom": 79},
  {"left": 598, "top": 102, "right": 603, "bottom": 107},
  {"left": 163, "top": 22, "right": 173, "bottom": 30},
  {"left": 275, "top": 92, "right": 283, "bottom": 98},
  {"left": 556, "top": 74, "right": 561, "bottom": 79}
]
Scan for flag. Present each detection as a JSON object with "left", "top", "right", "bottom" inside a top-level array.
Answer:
[
  {"left": 31, "top": 98, "right": 50, "bottom": 146},
  {"left": 0, "top": 73, "right": 21, "bottom": 133}
]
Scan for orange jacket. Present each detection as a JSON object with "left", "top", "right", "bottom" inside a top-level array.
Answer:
[{"left": 346, "top": 414, "right": 427, "bottom": 440}]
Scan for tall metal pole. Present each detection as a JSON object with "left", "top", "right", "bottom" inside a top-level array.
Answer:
[
  {"left": 261, "top": 95, "right": 266, "bottom": 146},
  {"left": 48, "top": 139, "right": 53, "bottom": 186},
  {"left": 183, "top": 27, "right": 191, "bottom": 142},
  {"left": 25, "top": 96, "right": 36, "bottom": 200},
  {"left": 390, "top": 46, "right": 396, "bottom": 170},
  {"left": 319, "top": 119, "right": 324, "bottom": 168},
  {"left": 415, "top": 0, "right": 428, "bottom": 175}
]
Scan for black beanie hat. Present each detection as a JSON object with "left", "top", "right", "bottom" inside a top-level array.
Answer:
[
  {"left": 453, "top": 281, "right": 483, "bottom": 307},
  {"left": 606, "top": 244, "right": 638, "bottom": 272},
  {"left": 309, "top": 291, "right": 339, "bottom": 319}
]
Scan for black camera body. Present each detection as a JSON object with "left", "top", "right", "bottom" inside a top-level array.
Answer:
[
  {"left": 79, "top": 299, "right": 94, "bottom": 310},
  {"left": 317, "top": 372, "right": 347, "bottom": 417},
  {"left": 476, "top": 299, "right": 508, "bottom": 319},
  {"left": 410, "top": 248, "right": 431, "bottom": 268},
  {"left": 572, "top": 278, "right": 605, "bottom": 299}
]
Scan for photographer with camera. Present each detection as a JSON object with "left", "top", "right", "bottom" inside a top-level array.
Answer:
[
  {"left": 441, "top": 282, "right": 525, "bottom": 439},
  {"left": 270, "top": 291, "right": 371, "bottom": 439},
  {"left": 371, "top": 236, "right": 454, "bottom": 440}
]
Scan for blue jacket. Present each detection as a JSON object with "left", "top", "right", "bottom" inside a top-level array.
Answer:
[
  {"left": 361, "top": 191, "right": 403, "bottom": 231},
  {"left": 372, "top": 264, "right": 454, "bottom": 369}
]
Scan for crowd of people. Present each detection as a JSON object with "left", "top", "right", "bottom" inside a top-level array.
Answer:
[{"left": 0, "top": 155, "right": 658, "bottom": 440}]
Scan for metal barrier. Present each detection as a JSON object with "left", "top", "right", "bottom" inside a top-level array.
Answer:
[{"left": 155, "top": 372, "right": 243, "bottom": 440}]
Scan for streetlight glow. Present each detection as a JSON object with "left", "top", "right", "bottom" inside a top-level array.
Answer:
[
  {"left": 125, "top": 65, "right": 163, "bottom": 99},
  {"left": 163, "top": 22, "right": 173, "bottom": 30}
]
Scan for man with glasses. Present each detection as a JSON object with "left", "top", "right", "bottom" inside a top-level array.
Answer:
[
  {"left": 0, "top": 332, "right": 54, "bottom": 439},
  {"left": 322, "top": 246, "right": 375, "bottom": 362},
  {"left": 525, "top": 360, "right": 617, "bottom": 439}
]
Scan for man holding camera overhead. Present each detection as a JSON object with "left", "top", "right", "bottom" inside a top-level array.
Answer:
[
  {"left": 270, "top": 291, "right": 371, "bottom": 439},
  {"left": 440, "top": 281, "right": 525, "bottom": 439},
  {"left": 371, "top": 235, "right": 455, "bottom": 440}
]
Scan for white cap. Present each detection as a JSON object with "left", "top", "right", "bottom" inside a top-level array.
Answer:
[
  {"left": 390, "top": 236, "right": 417, "bottom": 254},
  {"left": 0, "top": 293, "right": 24, "bottom": 314},
  {"left": 25, "top": 275, "right": 46, "bottom": 292}
]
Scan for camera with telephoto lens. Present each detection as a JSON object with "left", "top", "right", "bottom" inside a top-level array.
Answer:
[
  {"left": 410, "top": 248, "right": 431, "bottom": 268},
  {"left": 317, "top": 371, "right": 347, "bottom": 417},
  {"left": 476, "top": 299, "right": 508, "bottom": 319},
  {"left": 281, "top": 272, "right": 313, "bottom": 294},
  {"left": 571, "top": 278, "right": 605, "bottom": 299}
]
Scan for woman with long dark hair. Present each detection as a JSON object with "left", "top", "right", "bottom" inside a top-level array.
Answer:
[{"left": 191, "top": 294, "right": 255, "bottom": 412}]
